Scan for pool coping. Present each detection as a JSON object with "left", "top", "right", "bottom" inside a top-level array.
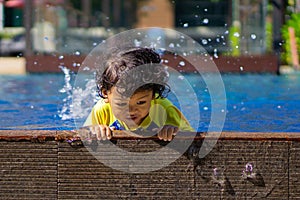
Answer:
[
  {"left": 1, "top": 130, "right": 300, "bottom": 142},
  {"left": 1, "top": 129, "right": 299, "bottom": 199}
]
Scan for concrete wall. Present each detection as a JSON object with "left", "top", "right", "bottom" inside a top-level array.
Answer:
[{"left": 0, "top": 130, "right": 299, "bottom": 199}]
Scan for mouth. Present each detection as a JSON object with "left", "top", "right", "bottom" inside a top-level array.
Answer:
[{"left": 125, "top": 115, "right": 138, "bottom": 122}]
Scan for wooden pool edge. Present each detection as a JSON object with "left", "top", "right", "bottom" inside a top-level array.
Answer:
[
  {"left": 1, "top": 129, "right": 300, "bottom": 199},
  {"left": 1, "top": 130, "right": 300, "bottom": 142}
]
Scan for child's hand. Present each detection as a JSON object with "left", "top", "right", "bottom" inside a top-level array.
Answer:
[
  {"left": 157, "top": 125, "right": 178, "bottom": 141},
  {"left": 89, "top": 125, "right": 115, "bottom": 140}
]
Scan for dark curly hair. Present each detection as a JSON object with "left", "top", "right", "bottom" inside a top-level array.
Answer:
[{"left": 96, "top": 47, "right": 170, "bottom": 98}]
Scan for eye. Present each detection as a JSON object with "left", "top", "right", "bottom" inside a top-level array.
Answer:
[
  {"left": 137, "top": 101, "right": 146, "bottom": 105},
  {"left": 116, "top": 103, "right": 127, "bottom": 107}
]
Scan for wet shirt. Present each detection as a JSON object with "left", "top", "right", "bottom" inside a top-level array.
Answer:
[{"left": 84, "top": 98, "right": 194, "bottom": 132}]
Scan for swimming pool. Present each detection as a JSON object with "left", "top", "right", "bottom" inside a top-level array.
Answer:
[{"left": 0, "top": 73, "right": 299, "bottom": 132}]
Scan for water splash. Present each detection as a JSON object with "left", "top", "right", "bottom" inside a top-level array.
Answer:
[
  {"left": 58, "top": 66, "right": 98, "bottom": 123},
  {"left": 211, "top": 167, "right": 235, "bottom": 196},
  {"left": 242, "top": 162, "right": 265, "bottom": 187},
  {"left": 58, "top": 66, "right": 73, "bottom": 120},
  {"left": 213, "top": 49, "right": 218, "bottom": 58}
]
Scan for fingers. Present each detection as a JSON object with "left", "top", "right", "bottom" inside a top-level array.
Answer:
[
  {"left": 157, "top": 125, "right": 178, "bottom": 141},
  {"left": 88, "top": 125, "right": 178, "bottom": 141},
  {"left": 89, "top": 125, "right": 113, "bottom": 141}
]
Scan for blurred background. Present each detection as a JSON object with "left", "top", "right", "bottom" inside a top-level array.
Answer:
[{"left": 0, "top": 0, "right": 299, "bottom": 73}]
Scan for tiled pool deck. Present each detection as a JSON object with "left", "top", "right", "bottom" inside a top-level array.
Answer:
[{"left": 0, "top": 130, "right": 299, "bottom": 199}]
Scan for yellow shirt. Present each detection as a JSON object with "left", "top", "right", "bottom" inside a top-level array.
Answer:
[{"left": 84, "top": 98, "right": 194, "bottom": 132}]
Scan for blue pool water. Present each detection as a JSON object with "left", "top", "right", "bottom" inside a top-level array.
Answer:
[{"left": 0, "top": 73, "right": 299, "bottom": 132}]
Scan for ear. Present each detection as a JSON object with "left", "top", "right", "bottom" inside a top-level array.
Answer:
[{"left": 101, "top": 89, "right": 109, "bottom": 103}]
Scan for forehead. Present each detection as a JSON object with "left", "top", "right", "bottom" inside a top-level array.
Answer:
[{"left": 110, "top": 87, "right": 153, "bottom": 100}]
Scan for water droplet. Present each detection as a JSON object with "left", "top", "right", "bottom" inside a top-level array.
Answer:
[
  {"left": 59, "top": 55, "right": 64, "bottom": 60},
  {"left": 204, "top": 8, "right": 208, "bottom": 12},
  {"left": 183, "top": 23, "right": 189, "bottom": 28},
  {"left": 213, "top": 49, "right": 218, "bottom": 58},
  {"left": 178, "top": 75, "right": 184, "bottom": 80},
  {"left": 213, "top": 167, "right": 219, "bottom": 177},
  {"left": 277, "top": 105, "right": 281, "bottom": 109},
  {"left": 75, "top": 51, "right": 80, "bottom": 56},
  {"left": 240, "top": 66, "right": 244, "bottom": 71},
  {"left": 34, "top": 61, "right": 37, "bottom": 65},
  {"left": 250, "top": 34, "right": 257, "bottom": 40},
  {"left": 245, "top": 162, "right": 254, "bottom": 173},
  {"left": 233, "top": 32, "right": 240, "bottom": 37},
  {"left": 203, "top": 107, "right": 208, "bottom": 111},
  {"left": 134, "top": 39, "right": 142, "bottom": 47},
  {"left": 201, "top": 39, "right": 208, "bottom": 45},
  {"left": 179, "top": 61, "right": 185, "bottom": 67},
  {"left": 203, "top": 18, "right": 209, "bottom": 24}
]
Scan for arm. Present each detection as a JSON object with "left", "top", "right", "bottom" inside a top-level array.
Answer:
[
  {"left": 83, "top": 100, "right": 114, "bottom": 140},
  {"left": 153, "top": 99, "right": 195, "bottom": 141}
]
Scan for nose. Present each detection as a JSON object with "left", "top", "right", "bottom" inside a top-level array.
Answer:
[{"left": 128, "top": 104, "right": 137, "bottom": 115}]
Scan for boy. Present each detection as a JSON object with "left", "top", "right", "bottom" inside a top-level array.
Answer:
[{"left": 84, "top": 47, "right": 194, "bottom": 141}]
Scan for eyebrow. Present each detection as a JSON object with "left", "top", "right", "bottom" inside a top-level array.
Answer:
[
  {"left": 114, "top": 93, "right": 152, "bottom": 102},
  {"left": 136, "top": 94, "right": 152, "bottom": 100}
]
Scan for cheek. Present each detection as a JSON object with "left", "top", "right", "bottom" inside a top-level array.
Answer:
[
  {"left": 139, "top": 103, "right": 152, "bottom": 114},
  {"left": 111, "top": 105, "right": 127, "bottom": 118}
]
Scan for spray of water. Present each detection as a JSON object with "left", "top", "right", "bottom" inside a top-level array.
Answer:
[{"left": 58, "top": 66, "right": 98, "bottom": 123}]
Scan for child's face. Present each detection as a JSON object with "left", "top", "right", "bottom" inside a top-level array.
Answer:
[{"left": 105, "top": 87, "right": 154, "bottom": 129}]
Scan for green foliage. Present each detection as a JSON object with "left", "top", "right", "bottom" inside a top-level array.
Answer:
[
  {"left": 281, "top": 13, "right": 300, "bottom": 65},
  {"left": 227, "top": 24, "right": 241, "bottom": 56},
  {"left": 265, "top": 21, "right": 273, "bottom": 53},
  {"left": 0, "top": 32, "right": 14, "bottom": 39}
]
